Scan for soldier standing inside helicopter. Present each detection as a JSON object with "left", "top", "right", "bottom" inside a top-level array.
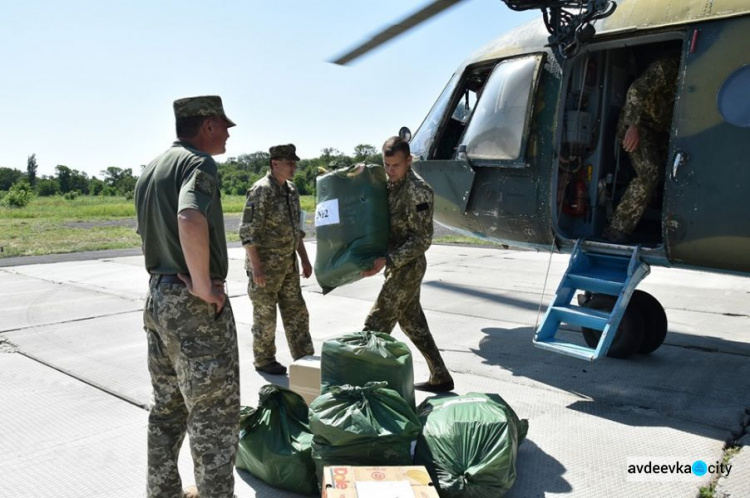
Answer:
[
  {"left": 361, "top": 136, "right": 455, "bottom": 393},
  {"left": 603, "top": 54, "right": 680, "bottom": 243}
]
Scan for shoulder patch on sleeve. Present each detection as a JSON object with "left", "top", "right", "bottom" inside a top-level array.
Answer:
[
  {"left": 416, "top": 202, "right": 430, "bottom": 212},
  {"left": 194, "top": 170, "right": 216, "bottom": 196},
  {"left": 242, "top": 201, "right": 254, "bottom": 223}
]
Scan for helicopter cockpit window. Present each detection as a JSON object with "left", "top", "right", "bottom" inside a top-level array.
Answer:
[
  {"left": 462, "top": 55, "right": 541, "bottom": 163},
  {"left": 410, "top": 73, "right": 459, "bottom": 160},
  {"left": 451, "top": 89, "right": 478, "bottom": 124}
]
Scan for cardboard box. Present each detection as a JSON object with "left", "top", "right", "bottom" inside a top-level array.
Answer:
[
  {"left": 321, "top": 465, "right": 439, "bottom": 498},
  {"left": 289, "top": 355, "right": 321, "bottom": 405}
]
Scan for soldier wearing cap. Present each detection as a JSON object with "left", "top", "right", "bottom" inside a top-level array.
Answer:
[
  {"left": 134, "top": 95, "right": 239, "bottom": 498},
  {"left": 360, "top": 136, "right": 454, "bottom": 393},
  {"left": 239, "top": 143, "right": 315, "bottom": 375}
]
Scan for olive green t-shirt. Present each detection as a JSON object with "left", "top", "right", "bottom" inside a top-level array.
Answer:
[{"left": 134, "top": 140, "right": 228, "bottom": 279}]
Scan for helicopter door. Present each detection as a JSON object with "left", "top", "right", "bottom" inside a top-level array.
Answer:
[
  {"left": 664, "top": 16, "right": 750, "bottom": 273},
  {"left": 413, "top": 54, "right": 554, "bottom": 246}
]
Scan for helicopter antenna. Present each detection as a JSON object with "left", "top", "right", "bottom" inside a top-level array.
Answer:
[{"left": 502, "top": 0, "right": 617, "bottom": 59}]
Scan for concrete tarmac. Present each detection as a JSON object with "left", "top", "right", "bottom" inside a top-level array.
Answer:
[{"left": 1, "top": 243, "right": 749, "bottom": 497}]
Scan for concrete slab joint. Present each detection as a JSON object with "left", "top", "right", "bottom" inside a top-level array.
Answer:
[
  {"left": 2, "top": 245, "right": 750, "bottom": 497},
  {"left": 0, "top": 338, "right": 18, "bottom": 353}
]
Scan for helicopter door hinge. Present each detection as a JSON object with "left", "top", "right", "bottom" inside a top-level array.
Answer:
[{"left": 672, "top": 151, "right": 687, "bottom": 180}]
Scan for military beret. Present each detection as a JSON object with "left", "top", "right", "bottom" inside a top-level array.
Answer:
[
  {"left": 173, "top": 95, "right": 236, "bottom": 127},
  {"left": 269, "top": 144, "right": 300, "bottom": 161}
]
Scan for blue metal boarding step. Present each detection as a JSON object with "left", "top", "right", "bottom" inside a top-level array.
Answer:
[{"left": 533, "top": 240, "right": 650, "bottom": 361}]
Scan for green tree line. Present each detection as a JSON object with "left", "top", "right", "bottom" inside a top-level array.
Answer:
[{"left": 0, "top": 145, "right": 382, "bottom": 207}]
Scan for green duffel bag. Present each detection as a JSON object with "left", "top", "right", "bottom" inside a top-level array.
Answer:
[
  {"left": 321, "top": 331, "right": 415, "bottom": 411},
  {"left": 236, "top": 384, "right": 317, "bottom": 496},
  {"left": 414, "top": 393, "right": 529, "bottom": 498},
  {"left": 314, "top": 163, "right": 388, "bottom": 294},
  {"left": 309, "top": 382, "right": 422, "bottom": 483}
]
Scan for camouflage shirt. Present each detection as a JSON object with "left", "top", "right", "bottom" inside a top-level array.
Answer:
[
  {"left": 618, "top": 56, "right": 680, "bottom": 137},
  {"left": 239, "top": 172, "right": 304, "bottom": 268},
  {"left": 386, "top": 168, "right": 434, "bottom": 269}
]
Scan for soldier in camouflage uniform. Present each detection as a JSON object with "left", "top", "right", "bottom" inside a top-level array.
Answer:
[
  {"left": 604, "top": 55, "right": 680, "bottom": 243},
  {"left": 361, "top": 136, "right": 454, "bottom": 393},
  {"left": 134, "top": 96, "right": 240, "bottom": 498},
  {"left": 239, "top": 144, "right": 314, "bottom": 376}
]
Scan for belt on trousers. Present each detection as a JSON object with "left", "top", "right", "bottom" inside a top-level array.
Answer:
[{"left": 150, "top": 274, "right": 184, "bottom": 285}]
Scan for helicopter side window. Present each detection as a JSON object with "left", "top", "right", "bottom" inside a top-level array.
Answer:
[
  {"left": 451, "top": 89, "right": 478, "bottom": 124},
  {"left": 431, "top": 87, "right": 480, "bottom": 159},
  {"left": 462, "top": 55, "right": 542, "bottom": 164},
  {"left": 410, "top": 73, "right": 460, "bottom": 160},
  {"left": 426, "top": 67, "right": 492, "bottom": 160}
]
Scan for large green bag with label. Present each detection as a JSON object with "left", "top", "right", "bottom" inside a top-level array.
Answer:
[
  {"left": 414, "top": 392, "right": 529, "bottom": 498},
  {"left": 314, "top": 163, "right": 388, "bottom": 294},
  {"left": 321, "top": 330, "right": 416, "bottom": 411},
  {"left": 309, "top": 382, "right": 422, "bottom": 483},
  {"left": 236, "top": 385, "right": 317, "bottom": 496}
]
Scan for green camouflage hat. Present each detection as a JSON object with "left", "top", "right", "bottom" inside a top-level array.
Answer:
[
  {"left": 173, "top": 95, "right": 236, "bottom": 127},
  {"left": 269, "top": 144, "right": 300, "bottom": 161}
]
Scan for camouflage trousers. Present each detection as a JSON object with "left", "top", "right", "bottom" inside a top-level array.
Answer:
[
  {"left": 143, "top": 280, "right": 240, "bottom": 498},
  {"left": 248, "top": 254, "right": 314, "bottom": 367},
  {"left": 611, "top": 130, "right": 668, "bottom": 234},
  {"left": 364, "top": 255, "right": 452, "bottom": 384}
]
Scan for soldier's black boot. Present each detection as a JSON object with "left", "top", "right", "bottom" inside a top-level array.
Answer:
[{"left": 255, "top": 361, "right": 287, "bottom": 375}]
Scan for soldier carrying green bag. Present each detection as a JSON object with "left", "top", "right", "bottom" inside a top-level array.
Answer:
[{"left": 361, "top": 136, "right": 455, "bottom": 393}]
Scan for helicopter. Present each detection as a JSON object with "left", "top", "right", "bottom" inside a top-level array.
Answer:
[{"left": 332, "top": 0, "right": 750, "bottom": 360}]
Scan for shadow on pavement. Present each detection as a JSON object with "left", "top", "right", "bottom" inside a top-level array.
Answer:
[
  {"left": 512, "top": 438, "right": 572, "bottom": 496},
  {"left": 471, "top": 326, "right": 749, "bottom": 441}
]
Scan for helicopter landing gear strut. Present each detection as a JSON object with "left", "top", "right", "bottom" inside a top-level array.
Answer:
[{"left": 579, "top": 290, "right": 668, "bottom": 358}]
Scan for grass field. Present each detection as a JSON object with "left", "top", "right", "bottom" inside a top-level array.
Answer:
[
  {"left": 0, "top": 195, "right": 315, "bottom": 258},
  {"left": 0, "top": 194, "right": 489, "bottom": 258},
  {"left": 0, "top": 194, "right": 316, "bottom": 220},
  {"left": 434, "top": 235, "right": 501, "bottom": 246},
  {"left": 2, "top": 195, "right": 138, "bottom": 219}
]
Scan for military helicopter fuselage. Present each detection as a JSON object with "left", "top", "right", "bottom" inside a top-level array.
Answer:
[
  {"left": 406, "top": 0, "right": 750, "bottom": 276},
  {"left": 332, "top": 0, "right": 750, "bottom": 359}
]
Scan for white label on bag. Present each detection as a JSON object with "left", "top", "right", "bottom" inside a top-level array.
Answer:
[{"left": 315, "top": 199, "right": 340, "bottom": 227}]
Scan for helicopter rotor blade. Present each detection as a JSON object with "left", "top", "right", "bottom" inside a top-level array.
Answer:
[{"left": 330, "top": 0, "right": 466, "bottom": 65}]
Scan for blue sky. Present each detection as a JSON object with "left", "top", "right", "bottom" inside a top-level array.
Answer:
[{"left": 0, "top": 1, "right": 536, "bottom": 178}]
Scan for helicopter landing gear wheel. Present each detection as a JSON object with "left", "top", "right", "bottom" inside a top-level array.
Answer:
[
  {"left": 581, "top": 294, "right": 645, "bottom": 358},
  {"left": 630, "top": 290, "right": 668, "bottom": 354}
]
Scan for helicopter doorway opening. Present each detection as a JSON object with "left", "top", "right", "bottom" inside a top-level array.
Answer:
[{"left": 554, "top": 37, "right": 683, "bottom": 247}]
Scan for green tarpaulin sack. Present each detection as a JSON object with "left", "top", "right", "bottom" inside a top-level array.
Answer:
[
  {"left": 321, "top": 331, "right": 416, "bottom": 411},
  {"left": 236, "top": 384, "right": 317, "bottom": 496},
  {"left": 309, "top": 382, "right": 422, "bottom": 483},
  {"left": 314, "top": 163, "right": 388, "bottom": 294},
  {"left": 414, "top": 393, "right": 529, "bottom": 498}
]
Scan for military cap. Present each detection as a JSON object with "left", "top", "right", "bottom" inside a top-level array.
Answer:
[
  {"left": 173, "top": 95, "right": 236, "bottom": 127},
  {"left": 269, "top": 144, "right": 300, "bottom": 161}
]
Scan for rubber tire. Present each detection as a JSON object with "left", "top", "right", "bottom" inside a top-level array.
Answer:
[
  {"left": 581, "top": 294, "right": 645, "bottom": 359},
  {"left": 631, "top": 290, "right": 668, "bottom": 354}
]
